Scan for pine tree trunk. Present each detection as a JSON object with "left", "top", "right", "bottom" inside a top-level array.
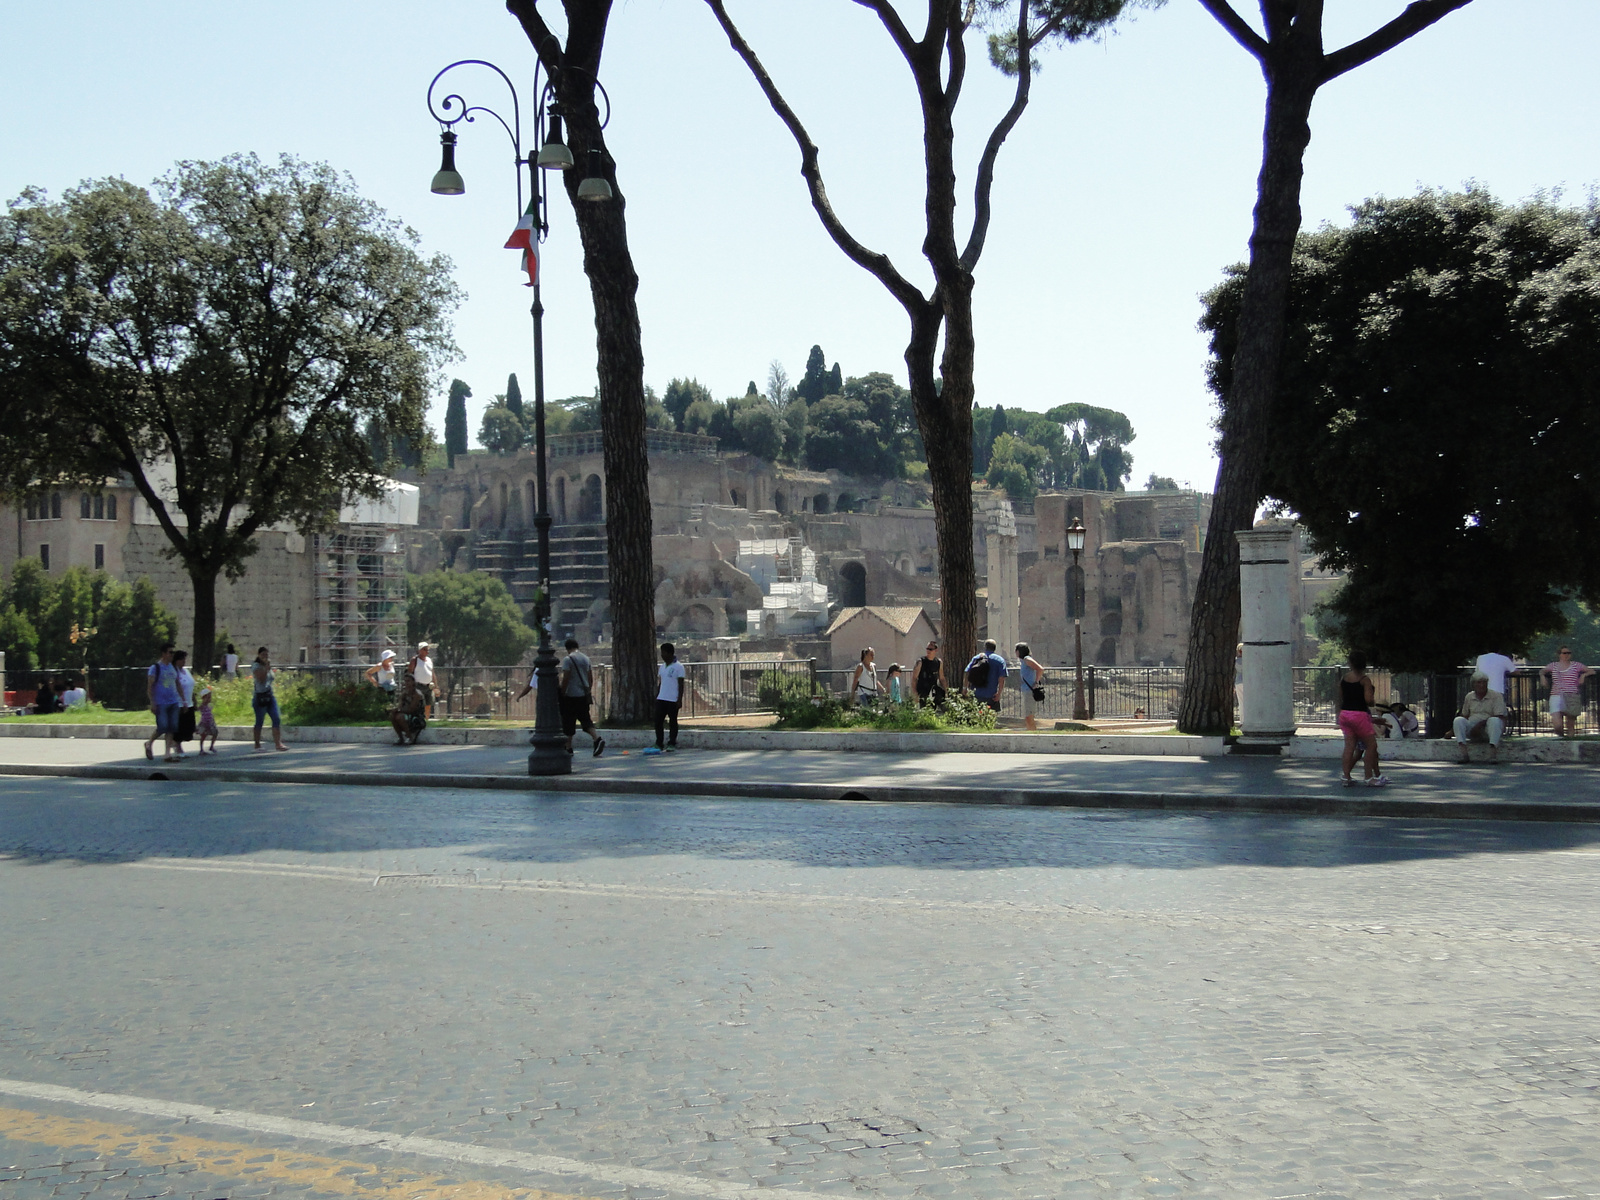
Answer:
[
  {"left": 553, "top": 15, "right": 656, "bottom": 726},
  {"left": 1178, "top": 72, "right": 1317, "bottom": 735}
]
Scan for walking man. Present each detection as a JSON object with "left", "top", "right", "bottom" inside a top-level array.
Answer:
[{"left": 964, "top": 639, "right": 1009, "bottom": 712}]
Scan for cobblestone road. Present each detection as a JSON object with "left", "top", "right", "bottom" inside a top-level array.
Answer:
[{"left": 2, "top": 778, "right": 1599, "bottom": 1198}]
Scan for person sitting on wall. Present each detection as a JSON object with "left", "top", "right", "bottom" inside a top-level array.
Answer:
[
  {"left": 1454, "top": 671, "right": 1508, "bottom": 763},
  {"left": 1381, "top": 702, "right": 1419, "bottom": 739},
  {"left": 390, "top": 673, "right": 428, "bottom": 746}
]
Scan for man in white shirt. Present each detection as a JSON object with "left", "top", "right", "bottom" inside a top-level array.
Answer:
[
  {"left": 409, "top": 642, "right": 436, "bottom": 717},
  {"left": 1474, "top": 651, "right": 1517, "bottom": 698},
  {"left": 60, "top": 679, "right": 87, "bottom": 708},
  {"left": 1454, "top": 672, "right": 1508, "bottom": 763}
]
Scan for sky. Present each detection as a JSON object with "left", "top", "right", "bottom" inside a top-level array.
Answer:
[{"left": 4, "top": 1, "right": 1595, "bottom": 492}]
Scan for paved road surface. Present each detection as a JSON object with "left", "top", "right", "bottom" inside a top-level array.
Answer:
[{"left": 2, "top": 777, "right": 1599, "bottom": 1198}]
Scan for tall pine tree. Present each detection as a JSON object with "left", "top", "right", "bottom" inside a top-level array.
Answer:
[{"left": 445, "top": 378, "right": 471, "bottom": 467}]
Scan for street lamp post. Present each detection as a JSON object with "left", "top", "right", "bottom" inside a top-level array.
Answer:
[
  {"left": 1067, "top": 517, "right": 1089, "bottom": 721},
  {"left": 426, "top": 59, "right": 612, "bottom": 777}
]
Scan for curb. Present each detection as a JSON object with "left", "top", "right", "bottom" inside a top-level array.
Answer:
[{"left": 5, "top": 762, "right": 1599, "bottom": 823}]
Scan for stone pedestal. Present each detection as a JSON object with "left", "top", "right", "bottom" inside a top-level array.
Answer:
[{"left": 1236, "top": 525, "right": 1296, "bottom": 747}]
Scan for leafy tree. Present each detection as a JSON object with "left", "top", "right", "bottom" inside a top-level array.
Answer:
[
  {"left": 732, "top": 398, "right": 785, "bottom": 460},
  {"left": 707, "top": 0, "right": 1156, "bottom": 666},
  {"left": 445, "top": 378, "right": 472, "bottom": 467},
  {"left": 1179, "top": 0, "right": 1479, "bottom": 734},
  {"left": 0, "top": 155, "right": 459, "bottom": 673},
  {"left": 682, "top": 396, "right": 723, "bottom": 439},
  {"left": 663, "top": 377, "right": 713, "bottom": 432},
  {"left": 504, "top": 373, "right": 524, "bottom": 422},
  {"left": 478, "top": 405, "right": 527, "bottom": 454},
  {"left": 85, "top": 578, "right": 179, "bottom": 674},
  {"left": 507, "top": 0, "right": 659, "bottom": 725},
  {"left": 806, "top": 394, "right": 880, "bottom": 476},
  {"left": 644, "top": 388, "right": 676, "bottom": 431},
  {"left": 1528, "top": 600, "right": 1600, "bottom": 667},
  {"left": 0, "top": 605, "right": 38, "bottom": 674},
  {"left": 986, "top": 432, "right": 1047, "bottom": 500},
  {"left": 1145, "top": 473, "right": 1179, "bottom": 491},
  {"left": 782, "top": 398, "right": 809, "bottom": 464},
  {"left": 1202, "top": 187, "right": 1600, "bottom": 673},
  {"left": 406, "top": 571, "right": 537, "bottom": 671}
]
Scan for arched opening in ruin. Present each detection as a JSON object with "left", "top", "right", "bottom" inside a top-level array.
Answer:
[
  {"left": 896, "top": 555, "right": 913, "bottom": 576},
  {"left": 837, "top": 493, "right": 854, "bottom": 513},
  {"left": 525, "top": 480, "right": 536, "bottom": 525},
  {"left": 774, "top": 491, "right": 788, "bottom": 513},
  {"left": 813, "top": 493, "right": 830, "bottom": 515},
  {"left": 839, "top": 561, "right": 867, "bottom": 608},
  {"left": 730, "top": 488, "right": 743, "bottom": 508},
  {"left": 578, "top": 473, "right": 604, "bottom": 522},
  {"left": 555, "top": 476, "right": 567, "bottom": 524},
  {"left": 499, "top": 482, "right": 509, "bottom": 527},
  {"left": 680, "top": 603, "right": 717, "bottom": 633}
]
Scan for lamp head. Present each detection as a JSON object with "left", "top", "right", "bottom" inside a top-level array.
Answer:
[
  {"left": 576, "top": 148, "right": 613, "bottom": 202},
  {"left": 430, "top": 130, "right": 465, "bottom": 195},
  {"left": 1066, "top": 517, "right": 1086, "bottom": 555},
  {"left": 536, "top": 112, "right": 575, "bottom": 171}
]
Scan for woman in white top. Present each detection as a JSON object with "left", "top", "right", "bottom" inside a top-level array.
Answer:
[
  {"left": 408, "top": 642, "right": 436, "bottom": 717},
  {"left": 850, "top": 647, "right": 880, "bottom": 707}
]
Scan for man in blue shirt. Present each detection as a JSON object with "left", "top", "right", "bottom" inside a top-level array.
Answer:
[
  {"left": 964, "top": 639, "right": 1009, "bottom": 712},
  {"left": 143, "top": 643, "right": 182, "bottom": 762}
]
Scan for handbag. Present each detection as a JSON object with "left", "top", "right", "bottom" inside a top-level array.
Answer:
[{"left": 1031, "top": 685, "right": 1046, "bottom": 702}]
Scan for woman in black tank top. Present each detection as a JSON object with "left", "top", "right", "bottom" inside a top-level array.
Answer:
[
  {"left": 915, "top": 642, "right": 945, "bottom": 708},
  {"left": 1337, "top": 650, "right": 1385, "bottom": 789}
]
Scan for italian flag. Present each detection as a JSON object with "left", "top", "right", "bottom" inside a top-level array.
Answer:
[{"left": 504, "top": 204, "right": 538, "bottom": 286}]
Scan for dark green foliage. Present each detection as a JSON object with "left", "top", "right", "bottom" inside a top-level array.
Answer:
[
  {"left": 406, "top": 571, "right": 537, "bottom": 669},
  {"left": 1203, "top": 187, "right": 1600, "bottom": 670},
  {"left": 1145, "top": 473, "right": 1179, "bottom": 490},
  {"left": 445, "top": 379, "right": 471, "bottom": 466},
  {"left": 0, "top": 559, "right": 177, "bottom": 674},
  {"left": 1527, "top": 600, "right": 1600, "bottom": 666},
  {"left": 477, "top": 405, "right": 526, "bottom": 454},
  {"left": 663, "top": 378, "right": 713, "bottom": 432},
  {"left": 282, "top": 679, "right": 393, "bottom": 724},
  {"left": 806, "top": 373, "right": 917, "bottom": 477},
  {"left": 973, "top": 401, "right": 1135, "bottom": 496},
  {"left": 987, "top": 0, "right": 1164, "bottom": 74},
  {"left": 795, "top": 345, "right": 832, "bottom": 406},
  {"left": 504, "top": 373, "right": 524, "bottom": 421}
]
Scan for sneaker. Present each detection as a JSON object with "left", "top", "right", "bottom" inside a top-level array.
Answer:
[
  {"left": 664, "top": 743, "right": 678, "bottom": 752},
  {"left": 1341, "top": 776, "right": 1355, "bottom": 788},
  {"left": 593, "top": 737, "right": 606, "bottom": 758},
  {"left": 642, "top": 746, "right": 664, "bottom": 756},
  {"left": 1365, "top": 775, "right": 1389, "bottom": 788}
]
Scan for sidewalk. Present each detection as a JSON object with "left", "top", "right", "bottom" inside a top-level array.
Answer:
[{"left": 2, "top": 733, "right": 1598, "bottom": 822}]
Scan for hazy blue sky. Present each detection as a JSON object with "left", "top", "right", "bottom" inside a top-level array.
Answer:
[{"left": 4, "top": 1, "right": 1594, "bottom": 490}]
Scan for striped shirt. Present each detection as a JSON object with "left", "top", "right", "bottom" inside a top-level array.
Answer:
[{"left": 1547, "top": 661, "right": 1588, "bottom": 695}]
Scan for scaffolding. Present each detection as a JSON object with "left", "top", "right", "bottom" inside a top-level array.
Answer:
[{"left": 312, "top": 528, "right": 406, "bottom": 664}]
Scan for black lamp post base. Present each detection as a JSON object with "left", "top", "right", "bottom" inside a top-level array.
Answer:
[{"left": 527, "top": 635, "right": 572, "bottom": 777}]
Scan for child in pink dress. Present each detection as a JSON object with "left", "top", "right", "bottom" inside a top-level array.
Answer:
[{"left": 196, "top": 684, "right": 219, "bottom": 754}]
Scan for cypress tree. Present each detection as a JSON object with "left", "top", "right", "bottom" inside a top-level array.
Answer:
[
  {"left": 505, "top": 372, "right": 524, "bottom": 421},
  {"left": 445, "top": 378, "right": 471, "bottom": 468}
]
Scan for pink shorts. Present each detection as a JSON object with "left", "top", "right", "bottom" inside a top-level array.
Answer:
[{"left": 1338, "top": 710, "right": 1376, "bottom": 741}]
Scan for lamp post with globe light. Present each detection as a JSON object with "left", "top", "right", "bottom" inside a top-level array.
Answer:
[
  {"left": 425, "top": 58, "right": 613, "bottom": 776},
  {"left": 1067, "top": 518, "right": 1089, "bottom": 721}
]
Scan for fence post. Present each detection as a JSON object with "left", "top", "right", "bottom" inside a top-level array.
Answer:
[
  {"left": 809, "top": 658, "right": 817, "bottom": 697},
  {"left": 1088, "top": 666, "right": 1096, "bottom": 719}
]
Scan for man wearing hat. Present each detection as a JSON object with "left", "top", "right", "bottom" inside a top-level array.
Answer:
[{"left": 408, "top": 642, "right": 436, "bottom": 718}]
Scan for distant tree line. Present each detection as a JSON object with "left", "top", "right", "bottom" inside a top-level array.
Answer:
[
  {"left": 0, "top": 558, "right": 178, "bottom": 674},
  {"left": 973, "top": 403, "right": 1136, "bottom": 500}
]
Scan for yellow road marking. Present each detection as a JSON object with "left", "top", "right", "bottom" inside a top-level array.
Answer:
[{"left": 0, "top": 1105, "right": 594, "bottom": 1199}]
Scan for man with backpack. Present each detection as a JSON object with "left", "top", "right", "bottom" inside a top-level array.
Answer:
[{"left": 964, "top": 639, "right": 1009, "bottom": 712}]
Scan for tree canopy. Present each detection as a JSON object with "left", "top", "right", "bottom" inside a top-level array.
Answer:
[
  {"left": 0, "top": 559, "right": 177, "bottom": 675},
  {"left": 406, "top": 570, "right": 536, "bottom": 670},
  {"left": 1203, "top": 188, "right": 1600, "bottom": 670},
  {"left": 0, "top": 155, "right": 459, "bottom": 670},
  {"left": 974, "top": 403, "right": 1137, "bottom": 497}
]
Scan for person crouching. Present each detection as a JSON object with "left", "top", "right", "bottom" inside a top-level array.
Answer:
[{"left": 391, "top": 674, "right": 428, "bottom": 745}]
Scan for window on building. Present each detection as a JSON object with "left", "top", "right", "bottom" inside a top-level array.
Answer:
[
  {"left": 95, "top": 495, "right": 106, "bottom": 520},
  {"left": 39, "top": 544, "right": 50, "bottom": 571},
  {"left": 24, "top": 498, "right": 36, "bottom": 520},
  {"left": 50, "top": 492, "right": 61, "bottom": 520},
  {"left": 94, "top": 544, "right": 105, "bottom": 570},
  {"left": 80, "top": 494, "right": 92, "bottom": 519},
  {"left": 107, "top": 494, "right": 117, "bottom": 521}
]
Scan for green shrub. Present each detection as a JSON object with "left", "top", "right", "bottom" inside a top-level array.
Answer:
[
  {"left": 757, "top": 668, "right": 815, "bottom": 710},
  {"left": 775, "top": 691, "right": 1000, "bottom": 733},
  {"left": 939, "top": 691, "right": 1001, "bottom": 731},
  {"left": 282, "top": 679, "right": 393, "bottom": 725}
]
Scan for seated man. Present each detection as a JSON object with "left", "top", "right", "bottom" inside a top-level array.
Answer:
[
  {"left": 1453, "top": 671, "right": 1508, "bottom": 763},
  {"left": 390, "top": 674, "right": 428, "bottom": 746},
  {"left": 1381, "top": 702, "right": 1419, "bottom": 739}
]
